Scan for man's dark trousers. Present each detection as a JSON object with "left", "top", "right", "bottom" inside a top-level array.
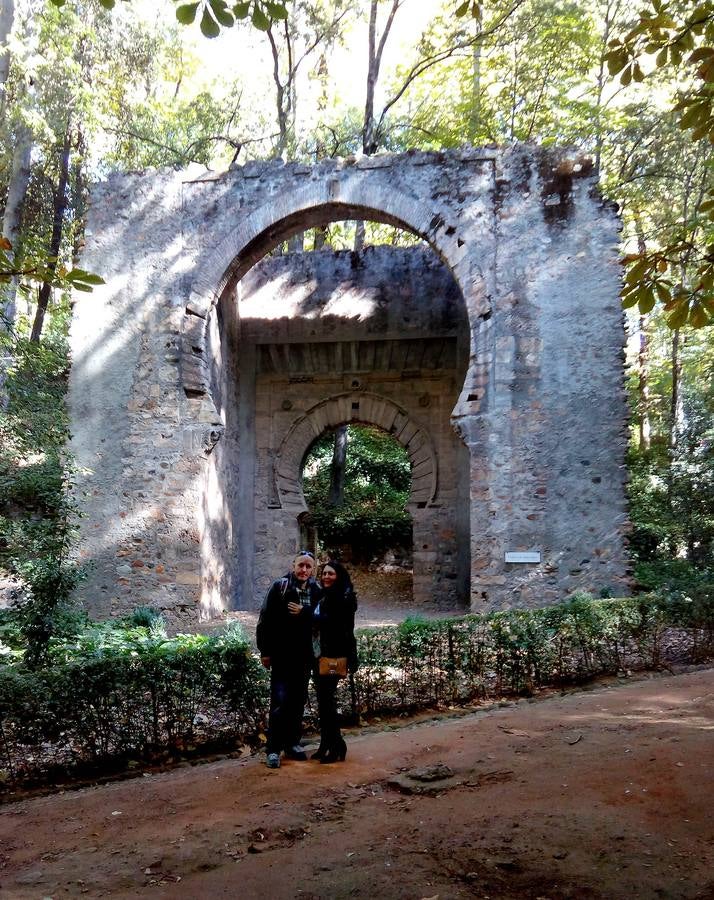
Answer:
[{"left": 266, "top": 662, "right": 312, "bottom": 754}]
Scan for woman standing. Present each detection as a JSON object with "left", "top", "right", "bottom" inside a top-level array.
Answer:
[{"left": 313, "top": 560, "right": 358, "bottom": 763}]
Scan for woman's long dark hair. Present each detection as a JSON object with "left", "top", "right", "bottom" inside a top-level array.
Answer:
[{"left": 322, "top": 560, "right": 356, "bottom": 607}]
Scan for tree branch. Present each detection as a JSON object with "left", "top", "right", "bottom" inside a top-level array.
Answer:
[{"left": 374, "top": 0, "right": 526, "bottom": 144}]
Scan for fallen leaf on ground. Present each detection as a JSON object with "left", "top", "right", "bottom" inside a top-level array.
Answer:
[{"left": 498, "top": 727, "right": 530, "bottom": 737}]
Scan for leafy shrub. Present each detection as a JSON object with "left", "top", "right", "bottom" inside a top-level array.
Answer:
[
  {"left": 125, "top": 606, "right": 166, "bottom": 633},
  {"left": 0, "top": 593, "right": 711, "bottom": 791},
  {"left": 0, "top": 619, "right": 267, "bottom": 786},
  {"left": 343, "top": 592, "right": 714, "bottom": 717}
]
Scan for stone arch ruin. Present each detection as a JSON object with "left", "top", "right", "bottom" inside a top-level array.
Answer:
[{"left": 69, "top": 145, "right": 630, "bottom": 626}]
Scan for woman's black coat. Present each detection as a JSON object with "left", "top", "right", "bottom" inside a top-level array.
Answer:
[{"left": 316, "top": 585, "right": 358, "bottom": 672}]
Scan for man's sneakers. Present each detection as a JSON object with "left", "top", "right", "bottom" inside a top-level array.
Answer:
[
  {"left": 266, "top": 745, "right": 308, "bottom": 767},
  {"left": 283, "top": 745, "right": 308, "bottom": 761}
]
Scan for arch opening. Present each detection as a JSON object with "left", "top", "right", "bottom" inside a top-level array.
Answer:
[
  {"left": 209, "top": 198, "right": 460, "bottom": 302},
  {"left": 198, "top": 198, "right": 477, "bottom": 618},
  {"left": 302, "top": 423, "right": 415, "bottom": 608}
]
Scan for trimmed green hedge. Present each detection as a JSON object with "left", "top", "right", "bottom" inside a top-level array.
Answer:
[
  {"left": 0, "top": 592, "right": 712, "bottom": 791},
  {"left": 345, "top": 592, "right": 714, "bottom": 717},
  {"left": 0, "top": 623, "right": 267, "bottom": 789}
]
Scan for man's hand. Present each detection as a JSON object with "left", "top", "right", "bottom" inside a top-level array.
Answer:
[
  {"left": 287, "top": 601, "right": 302, "bottom": 616},
  {"left": 261, "top": 656, "right": 271, "bottom": 669}
]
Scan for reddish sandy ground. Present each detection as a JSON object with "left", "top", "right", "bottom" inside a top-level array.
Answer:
[{"left": 0, "top": 668, "right": 712, "bottom": 900}]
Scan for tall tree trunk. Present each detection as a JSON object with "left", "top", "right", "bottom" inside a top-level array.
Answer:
[
  {"left": 357, "top": 0, "right": 400, "bottom": 251},
  {"left": 668, "top": 328, "right": 683, "bottom": 452},
  {"left": 0, "top": 0, "right": 14, "bottom": 127},
  {"left": 593, "top": 0, "right": 620, "bottom": 175},
  {"left": 362, "top": 0, "right": 400, "bottom": 154},
  {"left": 328, "top": 425, "right": 348, "bottom": 507},
  {"left": 363, "top": 0, "right": 379, "bottom": 154},
  {"left": 30, "top": 126, "right": 71, "bottom": 343},
  {"left": 637, "top": 317, "right": 651, "bottom": 450},
  {"left": 267, "top": 24, "right": 289, "bottom": 156},
  {"left": 468, "top": 24, "right": 482, "bottom": 143},
  {"left": 633, "top": 215, "right": 650, "bottom": 449},
  {"left": 1, "top": 119, "right": 32, "bottom": 330},
  {"left": 509, "top": 40, "right": 519, "bottom": 141},
  {"left": 666, "top": 326, "right": 682, "bottom": 555},
  {"left": 314, "top": 226, "right": 328, "bottom": 249},
  {"left": 314, "top": 52, "right": 329, "bottom": 250},
  {"left": 71, "top": 125, "right": 88, "bottom": 257}
]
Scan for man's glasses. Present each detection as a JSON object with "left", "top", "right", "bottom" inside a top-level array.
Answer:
[{"left": 297, "top": 550, "right": 315, "bottom": 559}]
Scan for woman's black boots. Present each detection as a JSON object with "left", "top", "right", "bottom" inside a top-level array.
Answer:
[{"left": 320, "top": 736, "right": 347, "bottom": 764}]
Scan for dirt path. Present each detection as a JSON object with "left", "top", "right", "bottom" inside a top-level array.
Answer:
[{"left": 1, "top": 668, "right": 713, "bottom": 900}]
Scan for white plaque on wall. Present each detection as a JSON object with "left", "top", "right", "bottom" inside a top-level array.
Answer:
[{"left": 504, "top": 550, "right": 541, "bottom": 564}]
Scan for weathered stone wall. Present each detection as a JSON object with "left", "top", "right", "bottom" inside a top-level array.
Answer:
[{"left": 69, "top": 145, "right": 630, "bottom": 624}]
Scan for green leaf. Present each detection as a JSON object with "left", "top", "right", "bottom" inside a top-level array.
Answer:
[
  {"left": 667, "top": 303, "right": 689, "bottom": 328},
  {"left": 656, "top": 46, "right": 668, "bottom": 67},
  {"left": 265, "top": 1, "right": 289, "bottom": 19},
  {"left": 688, "top": 46, "right": 714, "bottom": 63},
  {"left": 625, "top": 258, "right": 649, "bottom": 284},
  {"left": 680, "top": 103, "right": 705, "bottom": 129},
  {"left": 455, "top": 1, "right": 470, "bottom": 16},
  {"left": 66, "top": 269, "right": 105, "bottom": 286},
  {"left": 699, "top": 266, "right": 714, "bottom": 290},
  {"left": 252, "top": 6, "right": 270, "bottom": 29},
  {"left": 606, "top": 48, "right": 628, "bottom": 76},
  {"left": 654, "top": 282, "right": 671, "bottom": 303},
  {"left": 689, "top": 301, "right": 710, "bottom": 327},
  {"left": 48, "top": 0, "right": 66, "bottom": 5},
  {"left": 210, "top": 0, "right": 235, "bottom": 27},
  {"left": 175, "top": 2, "right": 200, "bottom": 25},
  {"left": 689, "top": 4, "right": 711, "bottom": 28},
  {"left": 697, "top": 57, "right": 714, "bottom": 82},
  {"left": 638, "top": 292, "right": 656, "bottom": 315},
  {"left": 691, "top": 121, "right": 711, "bottom": 140},
  {"left": 98, "top": 0, "right": 116, "bottom": 8},
  {"left": 200, "top": 7, "right": 221, "bottom": 37},
  {"left": 233, "top": 1, "right": 251, "bottom": 17}
]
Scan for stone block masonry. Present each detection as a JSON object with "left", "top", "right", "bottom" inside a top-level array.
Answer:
[{"left": 69, "top": 145, "right": 630, "bottom": 624}]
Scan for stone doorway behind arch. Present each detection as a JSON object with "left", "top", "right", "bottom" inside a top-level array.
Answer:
[{"left": 211, "top": 246, "right": 472, "bottom": 612}]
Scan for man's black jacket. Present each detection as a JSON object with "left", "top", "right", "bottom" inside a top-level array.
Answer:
[{"left": 256, "top": 573, "right": 322, "bottom": 667}]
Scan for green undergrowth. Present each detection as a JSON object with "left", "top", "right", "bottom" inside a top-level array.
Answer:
[{"left": 0, "top": 592, "right": 712, "bottom": 793}]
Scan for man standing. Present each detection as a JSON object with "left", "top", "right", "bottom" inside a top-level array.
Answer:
[{"left": 257, "top": 551, "right": 322, "bottom": 769}]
